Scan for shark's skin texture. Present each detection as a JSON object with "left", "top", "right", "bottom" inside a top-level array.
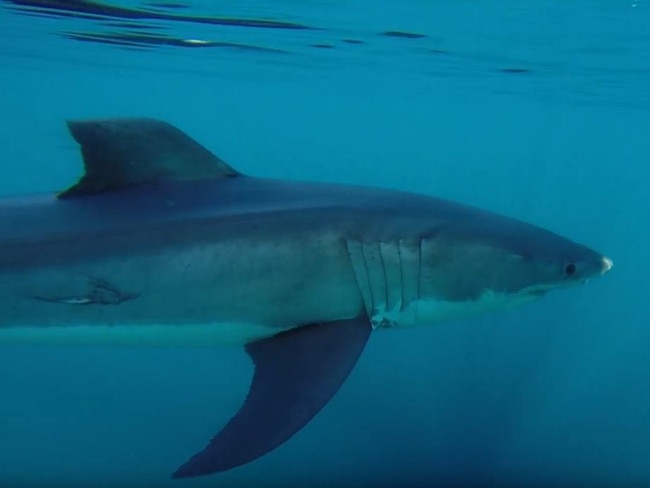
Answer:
[{"left": 0, "top": 119, "right": 612, "bottom": 478}]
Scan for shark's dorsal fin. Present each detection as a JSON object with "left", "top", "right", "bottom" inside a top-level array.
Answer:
[{"left": 59, "top": 118, "right": 240, "bottom": 199}]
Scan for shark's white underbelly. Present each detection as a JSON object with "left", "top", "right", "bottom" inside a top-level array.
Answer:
[{"left": 0, "top": 321, "right": 289, "bottom": 347}]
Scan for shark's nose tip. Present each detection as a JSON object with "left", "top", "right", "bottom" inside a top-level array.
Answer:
[{"left": 601, "top": 256, "right": 613, "bottom": 274}]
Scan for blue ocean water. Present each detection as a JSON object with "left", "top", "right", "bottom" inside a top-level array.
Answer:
[{"left": 0, "top": 1, "right": 648, "bottom": 487}]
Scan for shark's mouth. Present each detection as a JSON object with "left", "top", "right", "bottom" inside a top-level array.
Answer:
[{"left": 522, "top": 278, "right": 585, "bottom": 297}]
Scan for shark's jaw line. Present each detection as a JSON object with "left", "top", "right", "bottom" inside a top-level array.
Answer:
[{"left": 0, "top": 322, "right": 283, "bottom": 347}]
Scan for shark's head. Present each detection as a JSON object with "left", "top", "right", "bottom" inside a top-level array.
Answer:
[{"left": 412, "top": 210, "right": 612, "bottom": 324}]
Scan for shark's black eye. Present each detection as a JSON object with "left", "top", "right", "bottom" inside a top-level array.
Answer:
[{"left": 565, "top": 263, "right": 576, "bottom": 276}]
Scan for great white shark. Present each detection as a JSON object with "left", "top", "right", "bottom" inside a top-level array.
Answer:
[{"left": 0, "top": 118, "right": 612, "bottom": 478}]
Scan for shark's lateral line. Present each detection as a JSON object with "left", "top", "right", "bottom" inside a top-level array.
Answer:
[{"left": 0, "top": 118, "right": 612, "bottom": 478}]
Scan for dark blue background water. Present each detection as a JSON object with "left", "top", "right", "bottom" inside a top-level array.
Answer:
[{"left": 0, "top": 1, "right": 648, "bottom": 486}]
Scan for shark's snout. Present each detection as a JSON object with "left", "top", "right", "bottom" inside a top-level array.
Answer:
[{"left": 601, "top": 256, "right": 614, "bottom": 275}]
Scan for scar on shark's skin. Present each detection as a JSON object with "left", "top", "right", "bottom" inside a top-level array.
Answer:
[{"left": 31, "top": 277, "right": 139, "bottom": 306}]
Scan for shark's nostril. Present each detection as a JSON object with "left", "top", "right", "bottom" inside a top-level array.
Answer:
[{"left": 601, "top": 256, "right": 613, "bottom": 274}]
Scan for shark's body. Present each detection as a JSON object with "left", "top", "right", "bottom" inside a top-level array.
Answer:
[{"left": 0, "top": 119, "right": 612, "bottom": 478}]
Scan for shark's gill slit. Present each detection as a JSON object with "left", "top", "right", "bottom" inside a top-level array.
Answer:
[
  {"left": 376, "top": 242, "right": 389, "bottom": 312},
  {"left": 397, "top": 239, "right": 407, "bottom": 313},
  {"left": 362, "top": 242, "right": 388, "bottom": 320},
  {"left": 344, "top": 239, "right": 373, "bottom": 316},
  {"left": 379, "top": 241, "right": 402, "bottom": 316},
  {"left": 397, "top": 239, "right": 421, "bottom": 324},
  {"left": 359, "top": 242, "right": 375, "bottom": 314},
  {"left": 417, "top": 239, "right": 423, "bottom": 322}
]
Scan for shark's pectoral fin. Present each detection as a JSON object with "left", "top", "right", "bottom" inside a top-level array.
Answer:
[{"left": 171, "top": 317, "right": 372, "bottom": 479}]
